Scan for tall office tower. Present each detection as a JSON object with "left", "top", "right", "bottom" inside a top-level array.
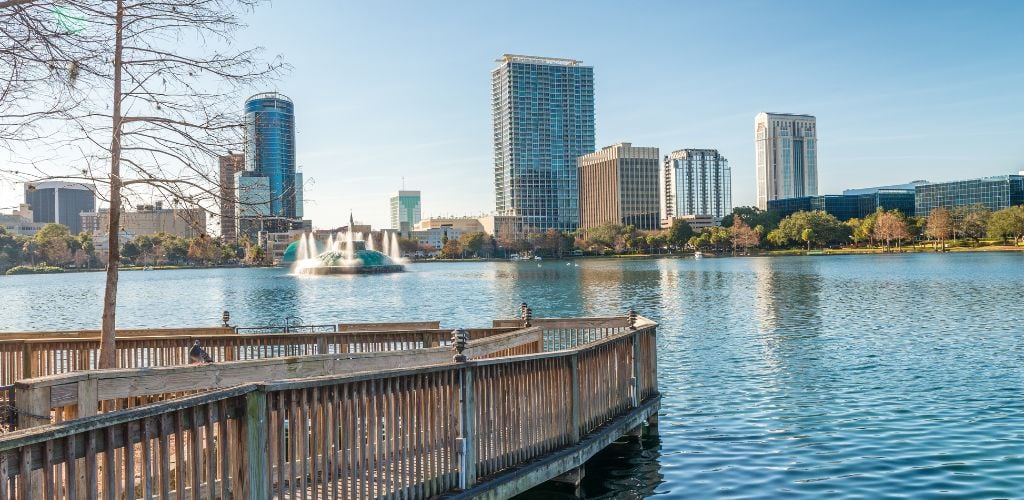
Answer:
[
  {"left": 390, "top": 190, "right": 422, "bottom": 236},
  {"left": 754, "top": 112, "right": 817, "bottom": 209},
  {"left": 492, "top": 54, "right": 596, "bottom": 231},
  {"left": 661, "top": 149, "right": 732, "bottom": 221},
  {"left": 23, "top": 181, "right": 96, "bottom": 234},
  {"left": 245, "top": 92, "right": 297, "bottom": 232},
  {"left": 218, "top": 153, "right": 244, "bottom": 242},
  {"left": 578, "top": 143, "right": 660, "bottom": 231}
]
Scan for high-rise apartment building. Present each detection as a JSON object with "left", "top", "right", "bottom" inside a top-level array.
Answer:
[
  {"left": 755, "top": 112, "right": 818, "bottom": 209},
  {"left": 244, "top": 92, "right": 301, "bottom": 233},
  {"left": 661, "top": 149, "right": 732, "bottom": 222},
  {"left": 578, "top": 143, "right": 660, "bottom": 231},
  {"left": 218, "top": 153, "right": 244, "bottom": 242},
  {"left": 23, "top": 181, "right": 96, "bottom": 234},
  {"left": 492, "top": 54, "right": 596, "bottom": 232},
  {"left": 390, "top": 191, "right": 422, "bottom": 236}
]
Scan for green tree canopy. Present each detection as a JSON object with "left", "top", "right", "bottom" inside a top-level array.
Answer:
[
  {"left": 775, "top": 210, "right": 851, "bottom": 249},
  {"left": 987, "top": 205, "right": 1024, "bottom": 245}
]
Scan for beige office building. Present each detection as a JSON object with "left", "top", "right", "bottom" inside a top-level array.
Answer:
[
  {"left": 755, "top": 112, "right": 818, "bottom": 209},
  {"left": 82, "top": 203, "right": 207, "bottom": 239},
  {"left": 219, "top": 153, "right": 245, "bottom": 242},
  {"left": 577, "top": 143, "right": 660, "bottom": 232}
]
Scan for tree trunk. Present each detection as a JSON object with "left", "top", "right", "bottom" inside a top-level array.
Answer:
[{"left": 98, "top": 0, "right": 125, "bottom": 370}]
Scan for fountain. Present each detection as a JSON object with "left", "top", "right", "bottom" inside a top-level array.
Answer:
[{"left": 283, "top": 215, "right": 405, "bottom": 275}]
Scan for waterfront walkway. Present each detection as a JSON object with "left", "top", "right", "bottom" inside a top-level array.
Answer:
[{"left": 0, "top": 313, "right": 660, "bottom": 499}]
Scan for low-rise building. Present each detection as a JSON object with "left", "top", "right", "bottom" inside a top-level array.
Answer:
[
  {"left": 661, "top": 214, "right": 719, "bottom": 231},
  {"left": 81, "top": 202, "right": 207, "bottom": 238},
  {"left": 915, "top": 174, "right": 1024, "bottom": 215},
  {"left": 414, "top": 217, "right": 485, "bottom": 233},
  {"left": 0, "top": 204, "right": 47, "bottom": 236},
  {"left": 767, "top": 190, "right": 916, "bottom": 221}
]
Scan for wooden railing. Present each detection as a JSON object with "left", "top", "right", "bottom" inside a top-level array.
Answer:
[
  {"left": 12, "top": 328, "right": 545, "bottom": 425},
  {"left": 0, "top": 327, "right": 511, "bottom": 387},
  {"left": 0, "top": 317, "right": 659, "bottom": 499}
]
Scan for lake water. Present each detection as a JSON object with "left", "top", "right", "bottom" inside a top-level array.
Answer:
[{"left": 2, "top": 253, "right": 1023, "bottom": 498}]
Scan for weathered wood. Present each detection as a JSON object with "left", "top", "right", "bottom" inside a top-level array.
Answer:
[
  {"left": 242, "top": 390, "right": 268, "bottom": 499},
  {"left": 337, "top": 321, "right": 441, "bottom": 332}
]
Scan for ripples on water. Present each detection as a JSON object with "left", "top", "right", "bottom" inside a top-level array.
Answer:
[{"left": 2, "top": 253, "right": 1022, "bottom": 498}]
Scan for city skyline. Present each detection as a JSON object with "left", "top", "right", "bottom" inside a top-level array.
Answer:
[{"left": 2, "top": 1, "right": 1022, "bottom": 230}]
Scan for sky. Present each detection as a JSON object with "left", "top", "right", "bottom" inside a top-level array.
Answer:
[{"left": 3, "top": 0, "right": 1023, "bottom": 230}]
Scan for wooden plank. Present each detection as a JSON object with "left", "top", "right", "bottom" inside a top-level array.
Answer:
[
  {"left": 242, "top": 390, "right": 269, "bottom": 499},
  {"left": 336, "top": 322, "right": 440, "bottom": 332}
]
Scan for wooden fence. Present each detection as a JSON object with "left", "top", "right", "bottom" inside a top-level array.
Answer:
[
  {"left": 12, "top": 327, "right": 545, "bottom": 426},
  {"left": 0, "top": 317, "right": 659, "bottom": 499},
  {"left": 0, "top": 327, "right": 512, "bottom": 387}
]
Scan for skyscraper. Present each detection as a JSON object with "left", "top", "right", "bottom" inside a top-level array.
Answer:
[
  {"left": 492, "top": 54, "right": 596, "bottom": 232},
  {"left": 23, "top": 181, "right": 96, "bottom": 234},
  {"left": 390, "top": 190, "right": 422, "bottom": 236},
  {"left": 578, "top": 143, "right": 660, "bottom": 231},
  {"left": 755, "top": 112, "right": 817, "bottom": 209},
  {"left": 218, "top": 153, "right": 244, "bottom": 242},
  {"left": 661, "top": 149, "right": 732, "bottom": 221},
  {"left": 244, "top": 92, "right": 301, "bottom": 231}
]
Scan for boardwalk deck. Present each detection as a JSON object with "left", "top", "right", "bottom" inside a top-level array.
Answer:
[{"left": 0, "top": 314, "right": 660, "bottom": 499}]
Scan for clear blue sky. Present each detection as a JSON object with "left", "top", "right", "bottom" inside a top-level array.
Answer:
[{"left": 5, "top": 1, "right": 1024, "bottom": 230}]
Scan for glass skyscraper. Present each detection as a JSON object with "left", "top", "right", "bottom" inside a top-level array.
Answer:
[
  {"left": 23, "top": 181, "right": 95, "bottom": 234},
  {"left": 244, "top": 93, "right": 298, "bottom": 223},
  {"left": 492, "top": 54, "right": 595, "bottom": 232},
  {"left": 662, "top": 149, "right": 732, "bottom": 221},
  {"left": 390, "top": 190, "right": 422, "bottom": 236},
  {"left": 755, "top": 113, "right": 818, "bottom": 209}
]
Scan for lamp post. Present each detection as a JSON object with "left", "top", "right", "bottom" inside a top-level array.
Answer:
[
  {"left": 221, "top": 310, "right": 231, "bottom": 327},
  {"left": 451, "top": 328, "right": 468, "bottom": 362}
]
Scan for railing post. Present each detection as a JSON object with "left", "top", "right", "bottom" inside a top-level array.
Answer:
[
  {"left": 631, "top": 332, "right": 641, "bottom": 408},
  {"left": 13, "top": 383, "right": 50, "bottom": 429},
  {"left": 241, "top": 389, "right": 269, "bottom": 499},
  {"left": 316, "top": 334, "right": 328, "bottom": 355},
  {"left": 458, "top": 365, "right": 477, "bottom": 489},
  {"left": 569, "top": 353, "right": 580, "bottom": 443},
  {"left": 20, "top": 342, "right": 32, "bottom": 380}
]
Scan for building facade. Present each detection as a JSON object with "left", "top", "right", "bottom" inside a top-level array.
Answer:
[
  {"left": 915, "top": 175, "right": 1024, "bottom": 215},
  {"left": 0, "top": 204, "right": 46, "bottom": 236},
  {"left": 390, "top": 191, "right": 422, "bottom": 236},
  {"left": 23, "top": 181, "right": 96, "bottom": 234},
  {"left": 577, "top": 143, "right": 660, "bottom": 231},
  {"left": 243, "top": 92, "right": 302, "bottom": 232},
  {"left": 218, "top": 153, "right": 245, "bottom": 243},
  {"left": 755, "top": 113, "right": 818, "bottom": 209},
  {"left": 661, "top": 149, "right": 731, "bottom": 222},
  {"left": 81, "top": 203, "right": 207, "bottom": 239},
  {"left": 767, "top": 190, "right": 916, "bottom": 221},
  {"left": 492, "top": 54, "right": 596, "bottom": 232}
]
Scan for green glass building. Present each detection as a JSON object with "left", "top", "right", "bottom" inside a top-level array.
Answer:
[
  {"left": 915, "top": 175, "right": 1024, "bottom": 216},
  {"left": 390, "top": 190, "right": 421, "bottom": 235}
]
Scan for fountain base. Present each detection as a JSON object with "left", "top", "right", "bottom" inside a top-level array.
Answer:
[{"left": 297, "top": 264, "right": 404, "bottom": 275}]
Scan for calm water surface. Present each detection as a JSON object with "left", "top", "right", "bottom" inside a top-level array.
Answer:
[{"left": 2, "top": 253, "right": 1023, "bottom": 498}]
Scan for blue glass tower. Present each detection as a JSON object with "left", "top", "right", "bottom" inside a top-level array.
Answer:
[
  {"left": 492, "top": 54, "right": 596, "bottom": 232},
  {"left": 245, "top": 92, "right": 296, "bottom": 220}
]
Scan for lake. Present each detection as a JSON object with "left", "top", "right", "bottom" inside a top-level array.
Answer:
[{"left": 2, "top": 252, "right": 1022, "bottom": 498}]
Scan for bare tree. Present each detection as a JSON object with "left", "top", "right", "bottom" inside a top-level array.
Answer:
[
  {"left": 924, "top": 207, "right": 952, "bottom": 250},
  {"left": 1, "top": 0, "right": 284, "bottom": 367},
  {"left": 730, "top": 217, "right": 759, "bottom": 254},
  {"left": 873, "top": 211, "right": 910, "bottom": 251}
]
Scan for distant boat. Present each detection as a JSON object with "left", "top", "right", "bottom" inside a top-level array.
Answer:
[{"left": 694, "top": 252, "right": 704, "bottom": 260}]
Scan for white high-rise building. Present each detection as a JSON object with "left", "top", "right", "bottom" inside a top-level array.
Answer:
[
  {"left": 661, "top": 149, "right": 732, "bottom": 223},
  {"left": 755, "top": 112, "right": 818, "bottom": 209}
]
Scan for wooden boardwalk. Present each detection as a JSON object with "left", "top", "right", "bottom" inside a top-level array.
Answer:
[{"left": 0, "top": 315, "right": 660, "bottom": 499}]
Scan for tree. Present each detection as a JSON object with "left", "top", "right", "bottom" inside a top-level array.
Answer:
[
  {"left": 1, "top": 0, "right": 283, "bottom": 367},
  {"left": 666, "top": 219, "right": 694, "bottom": 249},
  {"left": 0, "top": 225, "right": 23, "bottom": 270},
  {"left": 956, "top": 205, "right": 991, "bottom": 244},
  {"left": 872, "top": 210, "right": 910, "bottom": 251},
  {"left": 439, "top": 239, "right": 462, "bottom": 259},
  {"left": 33, "top": 223, "right": 74, "bottom": 265},
  {"left": 458, "top": 232, "right": 486, "bottom": 257},
  {"left": 586, "top": 223, "right": 623, "bottom": 250},
  {"left": 925, "top": 207, "right": 953, "bottom": 250},
  {"left": 987, "top": 205, "right": 1024, "bottom": 246},
  {"left": 721, "top": 207, "right": 781, "bottom": 234},
  {"left": 776, "top": 210, "right": 851, "bottom": 249},
  {"left": 730, "top": 218, "right": 759, "bottom": 253}
]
